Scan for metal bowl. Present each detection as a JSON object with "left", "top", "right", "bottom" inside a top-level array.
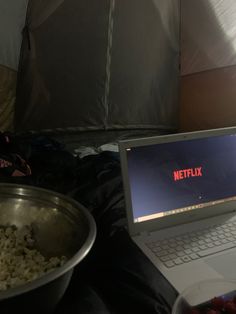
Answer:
[{"left": 0, "top": 183, "right": 96, "bottom": 314}]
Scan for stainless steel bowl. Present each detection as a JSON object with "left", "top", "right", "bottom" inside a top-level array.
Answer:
[{"left": 0, "top": 183, "right": 96, "bottom": 314}]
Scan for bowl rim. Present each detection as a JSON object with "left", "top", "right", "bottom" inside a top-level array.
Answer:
[
  {"left": 0, "top": 183, "right": 97, "bottom": 300},
  {"left": 172, "top": 278, "right": 236, "bottom": 314}
]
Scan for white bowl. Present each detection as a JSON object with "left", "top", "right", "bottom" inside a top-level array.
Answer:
[{"left": 172, "top": 279, "right": 236, "bottom": 314}]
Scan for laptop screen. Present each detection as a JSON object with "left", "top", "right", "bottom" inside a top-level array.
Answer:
[{"left": 126, "top": 133, "right": 236, "bottom": 223}]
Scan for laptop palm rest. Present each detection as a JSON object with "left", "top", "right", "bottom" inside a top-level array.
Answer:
[{"left": 205, "top": 251, "right": 236, "bottom": 279}]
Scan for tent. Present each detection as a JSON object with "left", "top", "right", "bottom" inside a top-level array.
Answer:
[
  {"left": 0, "top": 0, "right": 180, "bottom": 133},
  {"left": 1, "top": 1, "right": 236, "bottom": 134}
]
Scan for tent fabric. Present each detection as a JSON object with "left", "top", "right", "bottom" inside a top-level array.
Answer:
[
  {"left": 180, "top": 0, "right": 236, "bottom": 131},
  {"left": 0, "top": 0, "right": 28, "bottom": 71},
  {"left": 15, "top": 0, "right": 180, "bottom": 132},
  {"left": 27, "top": 0, "right": 64, "bottom": 29},
  {"left": 24, "top": 0, "right": 65, "bottom": 59},
  {"left": 0, "top": 0, "right": 28, "bottom": 132},
  {"left": 180, "top": 65, "right": 236, "bottom": 131},
  {"left": 181, "top": 0, "right": 236, "bottom": 76},
  {"left": 16, "top": 0, "right": 110, "bottom": 131},
  {"left": 0, "top": 65, "right": 17, "bottom": 132},
  {"left": 108, "top": 0, "right": 180, "bottom": 130}
]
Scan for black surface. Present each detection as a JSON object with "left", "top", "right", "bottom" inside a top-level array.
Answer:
[{"left": 55, "top": 228, "right": 177, "bottom": 314}]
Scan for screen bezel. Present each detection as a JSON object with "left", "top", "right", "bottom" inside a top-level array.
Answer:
[{"left": 119, "top": 126, "right": 236, "bottom": 236}]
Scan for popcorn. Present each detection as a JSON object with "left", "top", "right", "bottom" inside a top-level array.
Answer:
[{"left": 0, "top": 225, "right": 67, "bottom": 291}]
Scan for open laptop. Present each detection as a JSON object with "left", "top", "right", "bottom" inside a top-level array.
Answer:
[{"left": 119, "top": 127, "right": 236, "bottom": 295}]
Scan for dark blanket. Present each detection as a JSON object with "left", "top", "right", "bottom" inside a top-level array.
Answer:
[{"left": 60, "top": 152, "right": 178, "bottom": 314}]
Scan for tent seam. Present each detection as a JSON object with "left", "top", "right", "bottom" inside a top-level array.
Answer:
[{"left": 104, "top": 0, "right": 116, "bottom": 129}]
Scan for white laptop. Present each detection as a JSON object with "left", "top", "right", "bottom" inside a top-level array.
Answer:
[{"left": 119, "top": 127, "right": 236, "bottom": 296}]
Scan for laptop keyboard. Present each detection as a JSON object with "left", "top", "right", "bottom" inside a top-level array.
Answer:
[{"left": 146, "top": 221, "right": 236, "bottom": 268}]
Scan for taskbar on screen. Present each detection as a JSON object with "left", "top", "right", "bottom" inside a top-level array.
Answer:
[{"left": 133, "top": 196, "right": 236, "bottom": 223}]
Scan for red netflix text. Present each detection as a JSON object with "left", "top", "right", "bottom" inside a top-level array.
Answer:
[{"left": 173, "top": 167, "right": 202, "bottom": 181}]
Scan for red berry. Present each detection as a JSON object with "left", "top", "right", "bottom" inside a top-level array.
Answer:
[
  {"left": 206, "top": 310, "right": 221, "bottom": 314},
  {"left": 211, "top": 296, "right": 225, "bottom": 310}
]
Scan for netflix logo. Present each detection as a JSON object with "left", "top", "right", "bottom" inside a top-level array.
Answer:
[{"left": 173, "top": 167, "right": 202, "bottom": 181}]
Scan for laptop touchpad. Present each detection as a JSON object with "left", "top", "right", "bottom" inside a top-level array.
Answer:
[{"left": 205, "top": 252, "right": 236, "bottom": 279}]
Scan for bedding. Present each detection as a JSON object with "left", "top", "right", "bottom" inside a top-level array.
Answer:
[
  {"left": 65, "top": 151, "right": 178, "bottom": 314},
  {"left": 0, "top": 131, "right": 178, "bottom": 313}
]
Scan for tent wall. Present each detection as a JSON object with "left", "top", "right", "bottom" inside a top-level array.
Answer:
[
  {"left": 106, "top": 0, "right": 180, "bottom": 129},
  {"left": 180, "top": 0, "right": 236, "bottom": 131},
  {"left": 2, "top": 0, "right": 236, "bottom": 134},
  {"left": 0, "top": 0, "right": 28, "bottom": 131},
  {"left": 0, "top": 65, "right": 17, "bottom": 131},
  {"left": 15, "top": 0, "right": 180, "bottom": 132},
  {"left": 0, "top": 0, "right": 28, "bottom": 71}
]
